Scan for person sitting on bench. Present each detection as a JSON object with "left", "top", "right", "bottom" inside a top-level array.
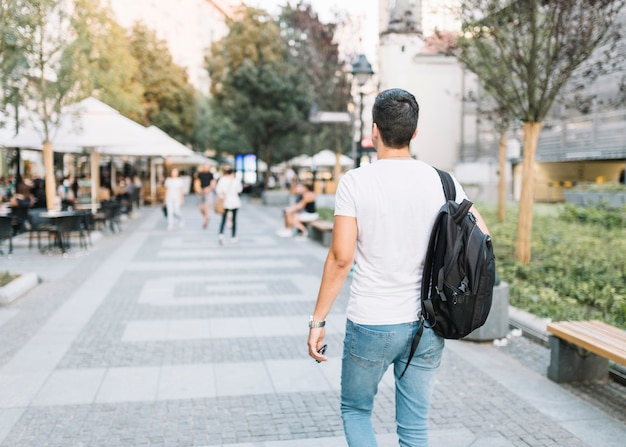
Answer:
[{"left": 276, "top": 183, "right": 318, "bottom": 238}]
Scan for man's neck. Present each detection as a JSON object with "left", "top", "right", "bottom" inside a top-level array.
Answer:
[{"left": 377, "top": 147, "right": 412, "bottom": 160}]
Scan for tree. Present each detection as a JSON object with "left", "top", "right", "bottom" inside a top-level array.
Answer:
[
  {"left": 457, "top": 0, "right": 624, "bottom": 264},
  {"left": 194, "top": 95, "right": 251, "bottom": 154},
  {"left": 16, "top": 0, "right": 90, "bottom": 209},
  {"left": 128, "top": 23, "right": 197, "bottom": 145},
  {"left": 69, "top": 0, "right": 143, "bottom": 119},
  {"left": 278, "top": 2, "right": 353, "bottom": 158},
  {"left": 0, "top": 0, "right": 36, "bottom": 128},
  {"left": 206, "top": 6, "right": 310, "bottom": 179}
]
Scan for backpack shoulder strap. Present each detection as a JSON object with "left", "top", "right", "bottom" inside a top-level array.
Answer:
[
  {"left": 435, "top": 168, "right": 456, "bottom": 202},
  {"left": 401, "top": 168, "right": 454, "bottom": 380}
]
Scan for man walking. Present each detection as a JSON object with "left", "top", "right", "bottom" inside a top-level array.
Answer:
[
  {"left": 195, "top": 163, "right": 216, "bottom": 229},
  {"left": 307, "top": 88, "right": 490, "bottom": 446}
]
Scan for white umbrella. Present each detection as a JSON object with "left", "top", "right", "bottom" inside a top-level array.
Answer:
[
  {"left": 311, "top": 149, "right": 353, "bottom": 168},
  {"left": 2, "top": 97, "right": 163, "bottom": 152},
  {"left": 166, "top": 152, "right": 219, "bottom": 167},
  {"left": 287, "top": 154, "right": 313, "bottom": 168},
  {"left": 146, "top": 126, "right": 197, "bottom": 157}
]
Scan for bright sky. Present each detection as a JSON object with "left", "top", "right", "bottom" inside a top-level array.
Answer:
[{"left": 244, "top": 0, "right": 379, "bottom": 63}]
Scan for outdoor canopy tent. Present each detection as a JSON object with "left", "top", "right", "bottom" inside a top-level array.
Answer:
[
  {"left": 286, "top": 149, "right": 353, "bottom": 169},
  {"left": 0, "top": 97, "right": 210, "bottom": 207}
]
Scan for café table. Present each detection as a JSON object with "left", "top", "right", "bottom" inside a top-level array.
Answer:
[{"left": 38, "top": 210, "right": 82, "bottom": 254}]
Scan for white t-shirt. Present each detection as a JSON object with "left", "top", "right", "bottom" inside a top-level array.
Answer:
[
  {"left": 216, "top": 176, "right": 243, "bottom": 209},
  {"left": 334, "top": 159, "right": 467, "bottom": 325},
  {"left": 164, "top": 177, "right": 185, "bottom": 201}
]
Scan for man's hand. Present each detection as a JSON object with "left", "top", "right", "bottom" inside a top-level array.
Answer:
[{"left": 308, "top": 327, "right": 327, "bottom": 363}]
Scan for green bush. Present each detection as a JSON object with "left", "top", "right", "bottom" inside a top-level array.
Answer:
[
  {"left": 0, "top": 272, "right": 18, "bottom": 288},
  {"left": 560, "top": 203, "right": 626, "bottom": 228},
  {"left": 480, "top": 203, "right": 626, "bottom": 329},
  {"left": 317, "top": 207, "right": 334, "bottom": 222}
]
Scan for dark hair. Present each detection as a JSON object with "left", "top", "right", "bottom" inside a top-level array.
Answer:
[
  {"left": 372, "top": 88, "right": 419, "bottom": 148},
  {"left": 223, "top": 166, "right": 234, "bottom": 174}
]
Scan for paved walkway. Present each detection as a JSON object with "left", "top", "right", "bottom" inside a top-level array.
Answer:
[{"left": 0, "top": 197, "right": 624, "bottom": 447}]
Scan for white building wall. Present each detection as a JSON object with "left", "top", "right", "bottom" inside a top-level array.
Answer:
[{"left": 378, "top": 46, "right": 464, "bottom": 171}]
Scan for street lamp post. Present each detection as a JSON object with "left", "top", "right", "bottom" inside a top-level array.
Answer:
[{"left": 350, "top": 54, "right": 374, "bottom": 168}]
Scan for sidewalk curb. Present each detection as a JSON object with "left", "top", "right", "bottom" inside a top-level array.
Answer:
[
  {"left": 0, "top": 271, "right": 40, "bottom": 305},
  {"left": 509, "top": 305, "right": 551, "bottom": 345}
]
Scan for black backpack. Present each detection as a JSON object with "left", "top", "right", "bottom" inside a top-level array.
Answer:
[{"left": 400, "top": 168, "right": 496, "bottom": 378}]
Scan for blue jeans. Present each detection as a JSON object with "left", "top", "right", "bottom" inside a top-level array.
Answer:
[{"left": 341, "top": 319, "right": 444, "bottom": 447}]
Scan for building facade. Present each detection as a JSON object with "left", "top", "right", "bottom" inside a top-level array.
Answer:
[
  {"left": 377, "top": 0, "right": 626, "bottom": 203},
  {"left": 376, "top": 0, "right": 501, "bottom": 201}
]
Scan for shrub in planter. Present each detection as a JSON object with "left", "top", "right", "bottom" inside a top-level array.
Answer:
[{"left": 478, "top": 202, "right": 626, "bottom": 330}]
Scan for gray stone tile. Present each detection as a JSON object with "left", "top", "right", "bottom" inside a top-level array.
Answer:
[
  {"left": 157, "top": 364, "right": 216, "bottom": 400},
  {"left": 266, "top": 359, "right": 333, "bottom": 393},
  {"left": 214, "top": 361, "right": 275, "bottom": 396},
  {"left": 32, "top": 368, "right": 105, "bottom": 406},
  {"left": 95, "top": 367, "right": 160, "bottom": 403}
]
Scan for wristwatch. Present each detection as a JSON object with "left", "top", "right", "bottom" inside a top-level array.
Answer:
[{"left": 309, "top": 316, "right": 326, "bottom": 328}]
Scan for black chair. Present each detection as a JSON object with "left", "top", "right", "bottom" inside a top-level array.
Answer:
[
  {"left": 47, "top": 214, "right": 82, "bottom": 254},
  {"left": 76, "top": 210, "right": 93, "bottom": 247},
  {"left": 9, "top": 205, "right": 29, "bottom": 235},
  {"left": 94, "top": 201, "right": 122, "bottom": 233},
  {"left": 27, "top": 209, "right": 53, "bottom": 250},
  {"left": 0, "top": 215, "right": 13, "bottom": 255}
]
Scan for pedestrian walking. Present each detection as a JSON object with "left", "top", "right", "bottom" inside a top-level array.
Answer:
[
  {"left": 164, "top": 167, "right": 185, "bottom": 231},
  {"left": 215, "top": 166, "right": 243, "bottom": 244},
  {"left": 194, "top": 163, "right": 216, "bottom": 229},
  {"left": 307, "top": 88, "right": 490, "bottom": 447}
]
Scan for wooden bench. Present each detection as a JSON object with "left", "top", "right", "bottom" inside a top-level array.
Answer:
[
  {"left": 307, "top": 220, "right": 333, "bottom": 247},
  {"left": 546, "top": 320, "right": 626, "bottom": 383}
]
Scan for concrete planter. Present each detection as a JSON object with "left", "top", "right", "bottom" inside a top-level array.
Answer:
[
  {"left": 262, "top": 190, "right": 291, "bottom": 207},
  {"left": 0, "top": 272, "right": 40, "bottom": 305},
  {"left": 563, "top": 190, "right": 626, "bottom": 208},
  {"left": 464, "top": 282, "right": 509, "bottom": 341}
]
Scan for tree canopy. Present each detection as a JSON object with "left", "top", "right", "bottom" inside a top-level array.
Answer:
[
  {"left": 206, "top": 6, "right": 311, "bottom": 171},
  {"left": 69, "top": 0, "right": 144, "bottom": 119},
  {"left": 205, "top": 2, "right": 353, "bottom": 172},
  {"left": 127, "top": 23, "right": 198, "bottom": 145},
  {"left": 458, "top": 0, "right": 623, "bottom": 122},
  {"left": 456, "top": 0, "right": 625, "bottom": 264}
]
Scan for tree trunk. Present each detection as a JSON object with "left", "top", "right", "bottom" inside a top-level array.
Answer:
[
  {"left": 514, "top": 121, "right": 542, "bottom": 265},
  {"left": 43, "top": 141, "right": 56, "bottom": 211},
  {"left": 498, "top": 131, "right": 507, "bottom": 222},
  {"left": 334, "top": 151, "right": 342, "bottom": 187},
  {"left": 91, "top": 151, "right": 101, "bottom": 210}
]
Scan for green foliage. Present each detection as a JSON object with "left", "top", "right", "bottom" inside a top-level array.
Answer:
[
  {"left": 128, "top": 23, "right": 198, "bottom": 145},
  {"left": 480, "top": 202, "right": 626, "bottom": 329},
  {"left": 0, "top": 0, "right": 35, "bottom": 122},
  {"left": 69, "top": 0, "right": 144, "bottom": 119},
  {"left": 457, "top": 0, "right": 624, "bottom": 123},
  {"left": 206, "top": 6, "right": 310, "bottom": 170},
  {"left": 279, "top": 3, "right": 352, "bottom": 156},
  {"left": 9, "top": 0, "right": 85, "bottom": 141},
  {"left": 317, "top": 207, "right": 333, "bottom": 222},
  {"left": 205, "top": 4, "right": 352, "bottom": 172},
  {"left": 0, "top": 271, "right": 18, "bottom": 287},
  {"left": 560, "top": 203, "right": 626, "bottom": 228}
]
